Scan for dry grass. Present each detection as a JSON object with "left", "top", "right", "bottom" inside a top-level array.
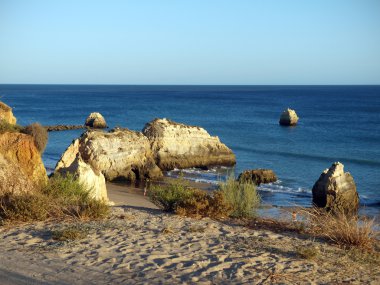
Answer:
[
  {"left": 299, "top": 208, "right": 377, "bottom": 250},
  {"left": 21, "top": 122, "right": 48, "bottom": 153},
  {"left": 296, "top": 245, "right": 320, "bottom": 260},
  {"left": 51, "top": 225, "right": 88, "bottom": 241},
  {"left": 0, "top": 174, "right": 109, "bottom": 224},
  {"left": 0, "top": 119, "right": 23, "bottom": 134}
]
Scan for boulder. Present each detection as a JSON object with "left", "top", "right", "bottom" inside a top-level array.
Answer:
[
  {"left": 85, "top": 112, "right": 107, "bottom": 128},
  {"left": 55, "top": 128, "right": 162, "bottom": 182},
  {"left": 238, "top": 169, "right": 277, "bottom": 185},
  {"left": 142, "top": 118, "right": 236, "bottom": 170},
  {"left": 56, "top": 155, "right": 108, "bottom": 201},
  {"left": 0, "top": 132, "right": 47, "bottom": 187},
  {"left": 312, "top": 162, "right": 359, "bottom": 215},
  {"left": 0, "top": 101, "right": 17, "bottom": 125},
  {"left": 279, "top": 108, "right": 299, "bottom": 126}
]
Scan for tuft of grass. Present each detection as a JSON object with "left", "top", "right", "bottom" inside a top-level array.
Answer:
[
  {"left": 296, "top": 245, "right": 320, "bottom": 260},
  {"left": 51, "top": 225, "right": 88, "bottom": 241},
  {"left": 21, "top": 122, "right": 48, "bottom": 153},
  {"left": 0, "top": 119, "right": 23, "bottom": 134},
  {"left": 219, "top": 176, "right": 260, "bottom": 218},
  {"left": 148, "top": 178, "right": 232, "bottom": 219},
  {"left": 0, "top": 174, "right": 109, "bottom": 223},
  {"left": 301, "top": 208, "right": 376, "bottom": 250}
]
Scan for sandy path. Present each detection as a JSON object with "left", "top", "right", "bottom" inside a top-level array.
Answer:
[{"left": 0, "top": 184, "right": 379, "bottom": 284}]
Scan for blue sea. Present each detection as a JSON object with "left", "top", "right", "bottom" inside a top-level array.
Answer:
[{"left": 1, "top": 85, "right": 379, "bottom": 216}]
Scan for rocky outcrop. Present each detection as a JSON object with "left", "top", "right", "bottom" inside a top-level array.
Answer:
[
  {"left": 56, "top": 155, "right": 108, "bottom": 201},
  {"left": 85, "top": 112, "right": 107, "bottom": 129},
  {"left": 55, "top": 129, "right": 162, "bottom": 182},
  {"left": 142, "top": 118, "right": 236, "bottom": 170},
  {"left": 0, "top": 132, "right": 47, "bottom": 188},
  {"left": 279, "top": 108, "right": 299, "bottom": 126},
  {"left": 45, "top": 125, "right": 85, "bottom": 132},
  {"left": 0, "top": 101, "right": 17, "bottom": 125},
  {"left": 238, "top": 169, "right": 277, "bottom": 185},
  {"left": 312, "top": 162, "right": 359, "bottom": 215}
]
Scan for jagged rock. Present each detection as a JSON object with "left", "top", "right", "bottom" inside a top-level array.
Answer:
[
  {"left": 45, "top": 125, "right": 85, "bottom": 132},
  {"left": 55, "top": 129, "right": 162, "bottom": 182},
  {"left": 0, "top": 101, "right": 17, "bottom": 125},
  {"left": 279, "top": 108, "right": 299, "bottom": 126},
  {"left": 238, "top": 169, "right": 277, "bottom": 185},
  {"left": 142, "top": 118, "right": 236, "bottom": 170},
  {"left": 85, "top": 112, "right": 107, "bottom": 128},
  {"left": 312, "top": 162, "right": 359, "bottom": 215},
  {"left": 56, "top": 156, "right": 108, "bottom": 201},
  {"left": 0, "top": 132, "right": 47, "bottom": 188}
]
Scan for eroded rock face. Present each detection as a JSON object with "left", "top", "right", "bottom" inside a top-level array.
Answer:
[
  {"left": 85, "top": 112, "right": 107, "bottom": 128},
  {"left": 312, "top": 162, "right": 359, "bottom": 215},
  {"left": 238, "top": 169, "right": 277, "bottom": 185},
  {"left": 0, "top": 101, "right": 17, "bottom": 125},
  {"left": 279, "top": 108, "right": 299, "bottom": 126},
  {"left": 0, "top": 132, "right": 47, "bottom": 188},
  {"left": 142, "top": 118, "right": 236, "bottom": 170},
  {"left": 55, "top": 129, "right": 162, "bottom": 182}
]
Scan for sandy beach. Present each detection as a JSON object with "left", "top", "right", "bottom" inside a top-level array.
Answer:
[{"left": 0, "top": 183, "right": 378, "bottom": 285}]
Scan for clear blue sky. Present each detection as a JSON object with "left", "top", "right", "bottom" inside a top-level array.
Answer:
[{"left": 1, "top": 0, "right": 379, "bottom": 84}]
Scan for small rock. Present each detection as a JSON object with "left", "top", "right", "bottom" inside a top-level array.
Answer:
[
  {"left": 85, "top": 112, "right": 107, "bottom": 128},
  {"left": 238, "top": 169, "right": 277, "bottom": 185},
  {"left": 279, "top": 108, "right": 299, "bottom": 126}
]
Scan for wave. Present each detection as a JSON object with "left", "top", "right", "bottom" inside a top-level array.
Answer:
[{"left": 233, "top": 146, "right": 380, "bottom": 167}]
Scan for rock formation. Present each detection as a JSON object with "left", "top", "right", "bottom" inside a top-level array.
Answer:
[
  {"left": 312, "top": 162, "right": 359, "bottom": 215},
  {"left": 85, "top": 112, "right": 107, "bottom": 129},
  {"left": 45, "top": 125, "right": 85, "bottom": 132},
  {"left": 55, "top": 128, "right": 162, "bottom": 183},
  {"left": 0, "top": 132, "right": 47, "bottom": 187},
  {"left": 0, "top": 101, "right": 17, "bottom": 125},
  {"left": 238, "top": 169, "right": 277, "bottom": 185},
  {"left": 279, "top": 108, "right": 299, "bottom": 126},
  {"left": 142, "top": 118, "right": 236, "bottom": 170},
  {"left": 0, "top": 132, "right": 47, "bottom": 195}
]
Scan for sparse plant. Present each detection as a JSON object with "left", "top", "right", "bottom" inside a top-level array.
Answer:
[
  {"left": 296, "top": 245, "right": 320, "bottom": 260},
  {"left": 0, "top": 119, "right": 23, "bottom": 134},
  {"left": 21, "top": 122, "right": 48, "bottom": 153},
  {"left": 219, "top": 176, "right": 260, "bottom": 218},
  {"left": 51, "top": 225, "right": 88, "bottom": 241}
]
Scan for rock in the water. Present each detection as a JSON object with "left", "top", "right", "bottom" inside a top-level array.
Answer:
[
  {"left": 312, "top": 162, "right": 359, "bottom": 215},
  {"left": 55, "top": 129, "right": 162, "bottom": 182},
  {"left": 0, "top": 132, "right": 47, "bottom": 194},
  {"left": 56, "top": 156, "right": 108, "bottom": 201},
  {"left": 142, "top": 118, "right": 236, "bottom": 170},
  {"left": 0, "top": 101, "right": 17, "bottom": 125},
  {"left": 279, "top": 108, "right": 299, "bottom": 126},
  {"left": 45, "top": 125, "right": 85, "bottom": 132},
  {"left": 238, "top": 169, "right": 277, "bottom": 185},
  {"left": 0, "top": 132, "right": 47, "bottom": 187},
  {"left": 85, "top": 112, "right": 107, "bottom": 128}
]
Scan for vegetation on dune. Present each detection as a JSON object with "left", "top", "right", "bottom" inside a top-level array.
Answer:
[
  {"left": 0, "top": 174, "right": 109, "bottom": 224},
  {"left": 21, "top": 122, "right": 48, "bottom": 153}
]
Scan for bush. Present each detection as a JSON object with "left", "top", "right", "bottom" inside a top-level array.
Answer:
[
  {"left": 0, "top": 119, "right": 23, "bottom": 134},
  {"left": 51, "top": 225, "right": 88, "bottom": 241},
  {"left": 148, "top": 178, "right": 232, "bottom": 219},
  {"left": 21, "top": 122, "right": 48, "bottom": 153},
  {"left": 219, "top": 177, "right": 260, "bottom": 218},
  {"left": 302, "top": 208, "right": 376, "bottom": 250},
  {"left": 0, "top": 174, "right": 109, "bottom": 223}
]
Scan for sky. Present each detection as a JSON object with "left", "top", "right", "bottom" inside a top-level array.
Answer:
[{"left": 0, "top": 0, "right": 379, "bottom": 85}]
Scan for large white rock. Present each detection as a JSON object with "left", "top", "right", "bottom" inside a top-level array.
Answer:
[
  {"left": 142, "top": 118, "right": 236, "bottom": 170},
  {"left": 85, "top": 112, "right": 107, "bottom": 128},
  {"left": 55, "top": 129, "right": 162, "bottom": 182},
  {"left": 56, "top": 155, "right": 108, "bottom": 201},
  {"left": 312, "top": 162, "right": 359, "bottom": 215}
]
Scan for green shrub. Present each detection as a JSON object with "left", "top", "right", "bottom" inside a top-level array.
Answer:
[
  {"left": 0, "top": 119, "right": 23, "bottom": 134},
  {"left": 21, "top": 122, "right": 48, "bottom": 153},
  {"left": 219, "top": 176, "right": 260, "bottom": 218},
  {"left": 148, "top": 178, "right": 232, "bottom": 219},
  {"left": 0, "top": 174, "right": 109, "bottom": 223}
]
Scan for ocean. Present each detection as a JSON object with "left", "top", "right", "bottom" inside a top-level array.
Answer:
[{"left": 1, "top": 85, "right": 379, "bottom": 216}]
